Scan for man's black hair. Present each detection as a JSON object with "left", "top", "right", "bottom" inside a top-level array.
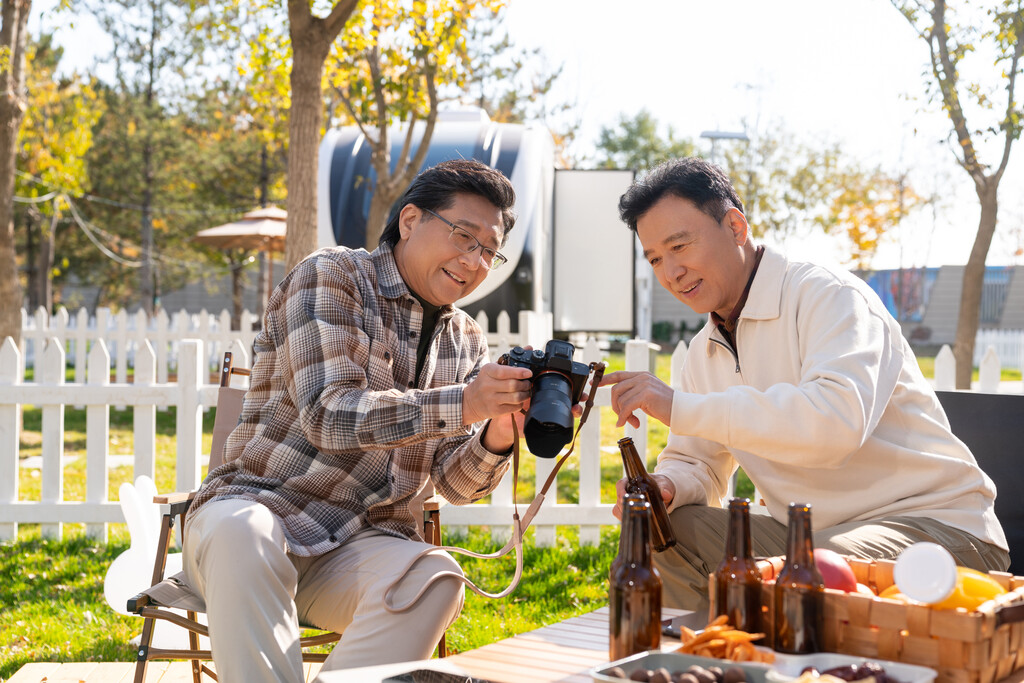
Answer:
[
  {"left": 618, "top": 157, "right": 745, "bottom": 231},
  {"left": 378, "top": 159, "right": 517, "bottom": 248}
]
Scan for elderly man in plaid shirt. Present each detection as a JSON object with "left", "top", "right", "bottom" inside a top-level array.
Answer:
[{"left": 183, "top": 160, "right": 535, "bottom": 681}]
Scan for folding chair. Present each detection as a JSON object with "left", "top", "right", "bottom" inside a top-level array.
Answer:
[
  {"left": 127, "top": 352, "right": 446, "bottom": 682},
  {"left": 935, "top": 390, "right": 1024, "bottom": 575}
]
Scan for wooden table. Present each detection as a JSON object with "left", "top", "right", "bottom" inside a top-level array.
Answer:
[{"left": 318, "top": 606, "right": 694, "bottom": 683}]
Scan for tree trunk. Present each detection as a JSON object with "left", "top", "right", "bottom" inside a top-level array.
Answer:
[
  {"left": 25, "top": 209, "right": 36, "bottom": 311},
  {"left": 230, "top": 252, "right": 245, "bottom": 331},
  {"left": 285, "top": 44, "right": 327, "bottom": 272},
  {"left": 366, "top": 191, "right": 395, "bottom": 249},
  {"left": 0, "top": 0, "right": 30, "bottom": 346},
  {"left": 284, "top": 0, "right": 360, "bottom": 271},
  {"left": 34, "top": 212, "right": 54, "bottom": 313},
  {"left": 140, "top": 144, "right": 155, "bottom": 314},
  {"left": 953, "top": 180, "right": 999, "bottom": 390}
]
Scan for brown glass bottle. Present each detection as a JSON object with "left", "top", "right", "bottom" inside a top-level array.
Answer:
[
  {"left": 609, "top": 493, "right": 662, "bottom": 661},
  {"left": 618, "top": 437, "right": 677, "bottom": 552},
  {"left": 773, "top": 502, "right": 825, "bottom": 654},
  {"left": 711, "top": 498, "right": 763, "bottom": 634}
]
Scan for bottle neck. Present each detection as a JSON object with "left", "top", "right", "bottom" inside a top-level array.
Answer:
[
  {"left": 618, "top": 438, "right": 646, "bottom": 481},
  {"left": 725, "top": 502, "right": 753, "bottom": 560},
  {"left": 785, "top": 506, "right": 815, "bottom": 566},
  {"left": 622, "top": 502, "right": 653, "bottom": 566}
]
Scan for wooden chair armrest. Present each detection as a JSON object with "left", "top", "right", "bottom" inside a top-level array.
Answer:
[
  {"left": 423, "top": 494, "right": 446, "bottom": 512},
  {"left": 127, "top": 592, "right": 151, "bottom": 614},
  {"left": 153, "top": 491, "right": 197, "bottom": 517}
]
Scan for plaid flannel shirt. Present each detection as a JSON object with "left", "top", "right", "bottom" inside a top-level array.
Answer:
[{"left": 188, "top": 244, "right": 512, "bottom": 557}]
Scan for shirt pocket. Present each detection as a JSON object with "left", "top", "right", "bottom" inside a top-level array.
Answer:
[{"left": 365, "top": 339, "right": 397, "bottom": 391}]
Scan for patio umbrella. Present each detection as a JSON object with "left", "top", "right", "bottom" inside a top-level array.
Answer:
[
  {"left": 194, "top": 205, "right": 287, "bottom": 315},
  {"left": 193, "top": 205, "right": 287, "bottom": 253}
]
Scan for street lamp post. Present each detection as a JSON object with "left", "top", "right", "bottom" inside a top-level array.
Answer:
[{"left": 700, "top": 130, "right": 749, "bottom": 164}]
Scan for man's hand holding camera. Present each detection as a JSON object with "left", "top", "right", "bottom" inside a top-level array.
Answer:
[
  {"left": 463, "top": 363, "right": 533, "bottom": 453},
  {"left": 599, "top": 370, "right": 674, "bottom": 429}
]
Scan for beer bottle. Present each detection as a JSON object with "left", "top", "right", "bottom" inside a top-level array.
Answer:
[
  {"left": 711, "top": 497, "right": 763, "bottom": 634},
  {"left": 609, "top": 493, "right": 662, "bottom": 660},
  {"left": 617, "top": 437, "right": 677, "bottom": 552},
  {"left": 773, "top": 502, "right": 825, "bottom": 654}
]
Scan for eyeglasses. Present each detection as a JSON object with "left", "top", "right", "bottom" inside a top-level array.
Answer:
[{"left": 422, "top": 207, "right": 508, "bottom": 270}]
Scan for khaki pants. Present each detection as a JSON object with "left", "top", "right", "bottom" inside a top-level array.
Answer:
[
  {"left": 654, "top": 504, "right": 1011, "bottom": 613},
  {"left": 183, "top": 499, "right": 464, "bottom": 683}
]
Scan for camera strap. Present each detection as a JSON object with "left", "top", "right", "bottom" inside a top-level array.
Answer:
[{"left": 383, "top": 361, "right": 607, "bottom": 612}]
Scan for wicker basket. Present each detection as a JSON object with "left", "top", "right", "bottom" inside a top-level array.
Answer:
[{"left": 745, "top": 557, "right": 1024, "bottom": 683}]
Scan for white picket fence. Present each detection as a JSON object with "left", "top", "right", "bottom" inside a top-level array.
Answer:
[
  {"left": 0, "top": 331, "right": 684, "bottom": 547},
  {"left": 934, "top": 342, "right": 1024, "bottom": 393},
  {"left": 974, "top": 329, "right": 1024, "bottom": 371},
  {"left": 17, "top": 305, "right": 552, "bottom": 384},
  {"left": 5, "top": 321, "right": 1015, "bottom": 548}
]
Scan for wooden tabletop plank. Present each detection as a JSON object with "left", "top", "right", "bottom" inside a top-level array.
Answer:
[
  {"left": 6, "top": 662, "right": 62, "bottom": 683},
  {"left": 39, "top": 661, "right": 99, "bottom": 682},
  {"left": 87, "top": 662, "right": 134, "bottom": 682},
  {"left": 447, "top": 653, "right": 564, "bottom": 682},
  {"left": 452, "top": 641, "right": 602, "bottom": 671},
  {"left": 152, "top": 661, "right": 205, "bottom": 683}
]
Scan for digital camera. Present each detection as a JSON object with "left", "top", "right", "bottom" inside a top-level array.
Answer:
[{"left": 499, "top": 340, "right": 591, "bottom": 458}]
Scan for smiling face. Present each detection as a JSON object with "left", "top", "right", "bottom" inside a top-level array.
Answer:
[
  {"left": 637, "top": 194, "right": 755, "bottom": 318},
  {"left": 392, "top": 192, "right": 504, "bottom": 306}
]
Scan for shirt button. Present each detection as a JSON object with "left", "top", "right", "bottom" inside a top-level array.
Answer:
[
  {"left": 408, "top": 381, "right": 415, "bottom": 388},
  {"left": 329, "top": 534, "right": 337, "bottom": 542},
  {"left": 383, "top": 351, "right": 391, "bottom": 360},
  {"left": 409, "top": 331, "right": 417, "bottom": 339},
  {"left": 437, "top": 420, "right": 446, "bottom": 428}
]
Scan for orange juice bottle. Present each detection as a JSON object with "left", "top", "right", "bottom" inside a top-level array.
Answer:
[{"left": 893, "top": 542, "right": 1006, "bottom": 610}]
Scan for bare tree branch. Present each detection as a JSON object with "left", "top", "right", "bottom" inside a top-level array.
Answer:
[
  {"left": 931, "top": 0, "right": 983, "bottom": 180},
  {"left": 395, "top": 109, "right": 418, "bottom": 181},
  {"left": 323, "top": 0, "right": 361, "bottom": 38},
  {"left": 334, "top": 83, "right": 375, "bottom": 144},
  {"left": 405, "top": 64, "right": 439, "bottom": 184},
  {"left": 994, "top": 8, "right": 1023, "bottom": 181}
]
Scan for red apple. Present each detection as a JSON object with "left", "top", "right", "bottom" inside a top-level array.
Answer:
[{"left": 814, "top": 548, "right": 858, "bottom": 593}]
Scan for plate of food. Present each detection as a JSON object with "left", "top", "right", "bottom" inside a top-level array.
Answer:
[
  {"left": 592, "top": 616, "right": 935, "bottom": 683},
  {"left": 590, "top": 651, "right": 774, "bottom": 683},
  {"left": 766, "top": 652, "right": 936, "bottom": 683}
]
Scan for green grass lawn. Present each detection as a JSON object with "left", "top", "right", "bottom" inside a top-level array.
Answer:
[{"left": 11, "top": 345, "right": 967, "bottom": 678}]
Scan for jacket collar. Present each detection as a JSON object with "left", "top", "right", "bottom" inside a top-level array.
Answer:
[
  {"left": 702, "top": 244, "right": 786, "bottom": 354},
  {"left": 738, "top": 244, "right": 786, "bottom": 322}
]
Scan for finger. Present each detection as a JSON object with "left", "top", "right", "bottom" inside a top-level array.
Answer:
[
  {"left": 599, "top": 370, "right": 634, "bottom": 386},
  {"left": 486, "top": 363, "right": 534, "bottom": 380},
  {"left": 627, "top": 414, "right": 640, "bottom": 429}
]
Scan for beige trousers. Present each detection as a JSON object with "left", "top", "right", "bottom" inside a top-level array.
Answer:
[
  {"left": 183, "top": 498, "right": 464, "bottom": 683},
  {"left": 654, "top": 504, "right": 1011, "bottom": 613}
]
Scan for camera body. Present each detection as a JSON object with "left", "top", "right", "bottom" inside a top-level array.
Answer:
[{"left": 500, "top": 340, "right": 591, "bottom": 458}]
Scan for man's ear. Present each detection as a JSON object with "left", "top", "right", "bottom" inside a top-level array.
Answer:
[
  {"left": 397, "top": 204, "right": 421, "bottom": 240},
  {"left": 724, "top": 208, "right": 750, "bottom": 246}
]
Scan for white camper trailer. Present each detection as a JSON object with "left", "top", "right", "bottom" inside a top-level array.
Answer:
[{"left": 317, "top": 109, "right": 648, "bottom": 338}]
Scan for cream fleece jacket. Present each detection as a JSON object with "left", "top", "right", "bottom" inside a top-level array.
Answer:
[{"left": 658, "top": 246, "right": 1008, "bottom": 550}]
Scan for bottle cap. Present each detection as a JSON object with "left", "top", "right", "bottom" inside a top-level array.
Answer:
[{"left": 893, "top": 542, "right": 957, "bottom": 604}]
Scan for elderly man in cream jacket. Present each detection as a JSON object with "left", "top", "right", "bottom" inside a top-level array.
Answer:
[{"left": 600, "top": 157, "right": 1009, "bottom": 611}]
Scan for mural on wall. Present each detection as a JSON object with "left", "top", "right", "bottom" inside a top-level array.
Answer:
[{"left": 861, "top": 268, "right": 939, "bottom": 323}]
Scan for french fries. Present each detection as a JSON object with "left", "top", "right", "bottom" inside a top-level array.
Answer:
[{"left": 675, "top": 615, "right": 776, "bottom": 663}]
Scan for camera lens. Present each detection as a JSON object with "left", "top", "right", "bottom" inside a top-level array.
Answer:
[{"left": 523, "top": 371, "right": 575, "bottom": 458}]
